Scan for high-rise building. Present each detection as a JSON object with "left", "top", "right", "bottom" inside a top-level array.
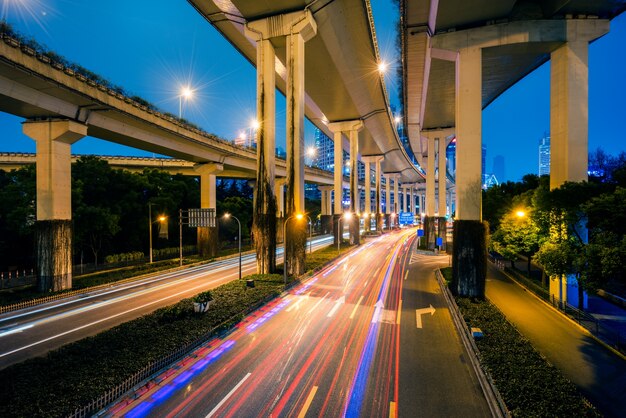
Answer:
[
  {"left": 482, "top": 145, "right": 487, "bottom": 180},
  {"left": 492, "top": 155, "right": 506, "bottom": 182},
  {"left": 538, "top": 134, "right": 550, "bottom": 176},
  {"left": 313, "top": 128, "right": 334, "bottom": 172}
]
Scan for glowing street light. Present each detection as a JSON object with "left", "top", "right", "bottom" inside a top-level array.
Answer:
[
  {"left": 222, "top": 213, "right": 242, "bottom": 280},
  {"left": 179, "top": 86, "right": 194, "bottom": 119},
  {"left": 516, "top": 210, "right": 526, "bottom": 218},
  {"left": 394, "top": 115, "right": 402, "bottom": 124},
  {"left": 378, "top": 61, "right": 388, "bottom": 73},
  {"left": 283, "top": 213, "right": 304, "bottom": 284}
]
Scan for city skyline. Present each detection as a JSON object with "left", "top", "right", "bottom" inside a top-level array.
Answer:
[{"left": 0, "top": 1, "right": 623, "bottom": 182}]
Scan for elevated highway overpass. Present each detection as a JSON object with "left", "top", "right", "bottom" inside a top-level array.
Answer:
[{"left": 400, "top": 0, "right": 625, "bottom": 298}]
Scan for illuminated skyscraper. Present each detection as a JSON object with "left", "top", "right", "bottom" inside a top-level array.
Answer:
[{"left": 539, "top": 135, "right": 550, "bottom": 176}]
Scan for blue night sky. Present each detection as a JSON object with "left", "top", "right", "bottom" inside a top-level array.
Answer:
[{"left": 0, "top": 0, "right": 624, "bottom": 182}]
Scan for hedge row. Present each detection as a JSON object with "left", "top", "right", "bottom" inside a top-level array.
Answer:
[
  {"left": 0, "top": 274, "right": 285, "bottom": 417},
  {"left": 454, "top": 296, "right": 600, "bottom": 417}
]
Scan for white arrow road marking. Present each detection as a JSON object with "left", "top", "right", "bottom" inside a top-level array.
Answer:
[
  {"left": 371, "top": 300, "right": 385, "bottom": 324},
  {"left": 286, "top": 293, "right": 309, "bottom": 312},
  {"left": 415, "top": 304, "right": 436, "bottom": 329},
  {"left": 327, "top": 295, "right": 345, "bottom": 317}
]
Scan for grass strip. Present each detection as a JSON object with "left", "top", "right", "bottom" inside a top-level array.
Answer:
[
  {"left": 0, "top": 243, "right": 352, "bottom": 417},
  {"left": 442, "top": 268, "right": 600, "bottom": 417}
]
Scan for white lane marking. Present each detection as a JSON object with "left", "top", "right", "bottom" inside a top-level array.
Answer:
[
  {"left": 206, "top": 372, "right": 251, "bottom": 418},
  {"left": 371, "top": 300, "right": 385, "bottom": 324},
  {"left": 0, "top": 273, "right": 235, "bottom": 359},
  {"left": 307, "top": 292, "right": 329, "bottom": 315},
  {"left": 327, "top": 296, "right": 345, "bottom": 318},
  {"left": 349, "top": 296, "right": 364, "bottom": 320}
]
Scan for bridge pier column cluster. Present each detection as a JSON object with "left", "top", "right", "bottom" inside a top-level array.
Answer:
[
  {"left": 384, "top": 173, "right": 392, "bottom": 230},
  {"left": 194, "top": 163, "right": 223, "bottom": 258},
  {"left": 245, "top": 9, "right": 317, "bottom": 274},
  {"left": 372, "top": 156, "right": 384, "bottom": 232},
  {"left": 548, "top": 20, "right": 609, "bottom": 305},
  {"left": 431, "top": 18, "right": 609, "bottom": 298},
  {"left": 23, "top": 120, "right": 87, "bottom": 292},
  {"left": 328, "top": 120, "right": 363, "bottom": 245},
  {"left": 363, "top": 159, "right": 371, "bottom": 231}
]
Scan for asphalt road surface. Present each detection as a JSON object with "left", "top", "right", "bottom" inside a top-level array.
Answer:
[
  {"left": 0, "top": 236, "right": 334, "bottom": 369},
  {"left": 486, "top": 264, "right": 626, "bottom": 418},
  {"left": 105, "top": 231, "right": 490, "bottom": 418}
]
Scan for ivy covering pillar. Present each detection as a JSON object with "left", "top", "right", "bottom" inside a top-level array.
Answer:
[{"left": 23, "top": 119, "right": 87, "bottom": 292}]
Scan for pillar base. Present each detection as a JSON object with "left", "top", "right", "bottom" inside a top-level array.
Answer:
[
  {"left": 451, "top": 220, "right": 487, "bottom": 299},
  {"left": 285, "top": 218, "right": 307, "bottom": 277},
  {"left": 197, "top": 225, "right": 218, "bottom": 258},
  {"left": 424, "top": 216, "right": 436, "bottom": 250},
  {"left": 437, "top": 217, "right": 448, "bottom": 251},
  {"left": 349, "top": 216, "right": 360, "bottom": 245},
  {"left": 253, "top": 211, "right": 277, "bottom": 274},
  {"left": 332, "top": 215, "right": 343, "bottom": 245},
  {"left": 36, "top": 220, "right": 72, "bottom": 292},
  {"left": 320, "top": 215, "right": 333, "bottom": 235},
  {"left": 384, "top": 214, "right": 391, "bottom": 232},
  {"left": 276, "top": 217, "right": 285, "bottom": 243}
]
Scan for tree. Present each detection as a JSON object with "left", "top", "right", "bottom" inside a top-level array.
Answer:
[{"left": 490, "top": 206, "right": 542, "bottom": 274}]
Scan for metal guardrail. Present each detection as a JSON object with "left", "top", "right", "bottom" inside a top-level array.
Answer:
[{"left": 69, "top": 292, "right": 278, "bottom": 418}]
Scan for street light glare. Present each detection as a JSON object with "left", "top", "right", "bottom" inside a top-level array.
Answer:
[
  {"left": 223, "top": 213, "right": 231, "bottom": 219},
  {"left": 158, "top": 216, "right": 166, "bottom": 222},
  {"left": 181, "top": 86, "right": 193, "bottom": 99},
  {"left": 378, "top": 61, "right": 388, "bottom": 73},
  {"left": 344, "top": 212, "right": 352, "bottom": 220},
  {"left": 251, "top": 119, "right": 260, "bottom": 130},
  {"left": 516, "top": 210, "right": 526, "bottom": 218},
  {"left": 306, "top": 146, "right": 316, "bottom": 157},
  {"left": 394, "top": 115, "right": 401, "bottom": 124},
  {"left": 296, "top": 213, "right": 304, "bottom": 220}
]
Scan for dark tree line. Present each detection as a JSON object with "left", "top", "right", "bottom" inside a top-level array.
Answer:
[
  {"left": 0, "top": 156, "right": 256, "bottom": 271},
  {"left": 485, "top": 149, "right": 626, "bottom": 305}
]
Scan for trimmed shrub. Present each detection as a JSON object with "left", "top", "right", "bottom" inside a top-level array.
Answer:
[{"left": 455, "top": 295, "right": 600, "bottom": 417}]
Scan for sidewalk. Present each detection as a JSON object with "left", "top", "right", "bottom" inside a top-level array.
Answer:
[
  {"left": 486, "top": 263, "right": 626, "bottom": 418},
  {"left": 508, "top": 256, "right": 626, "bottom": 351}
]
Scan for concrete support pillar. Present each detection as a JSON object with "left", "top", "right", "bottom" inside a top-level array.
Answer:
[
  {"left": 246, "top": 10, "right": 317, "bottom": 275},
  {"left": 245, "top": 26, "right": 277, "bottom": 274},
  {"left": 328, "top": 120, "right": 363, "bottom": 245},
  {"left": 364, "top": 160, "right": 371, "bottom": 215},
  {"left": 194, "top": 163, "right": 224, "bottom": 258},
  {"left": 319, "top": 185, "right": 333, "bottom": 235},
  {"left": 372, "top": 157, "right": 383, "bottom": 232},
  {"left": 550, "top": 21, "right": 607, "bottom": 190},
  {"left": 23, "top": 120, "right": 87, "bottom": 292},
  {"left": 274, "top": 177, "right": 287, "bottom": 243},
  {"left": 549, "top": 20, "right": 608, "bottom": 305},
  {"left": 438, "top": 135, "right": 447, "bottom": 217},
  {"left": 333, "top": 130, "right": 343, "bottom": 215}
]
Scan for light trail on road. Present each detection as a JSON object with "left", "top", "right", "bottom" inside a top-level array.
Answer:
[
  {"left": 105, "top": 230, "right": 417, "bottom": 418},
  {"left": 0, "top": 236, "right": 333, "bottom": 369}
]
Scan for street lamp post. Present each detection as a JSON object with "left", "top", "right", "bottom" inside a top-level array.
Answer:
[
  {"left": 148, "top": 203, "right": 166, "bottom": 264},
  {"left": 283, "top": 213, "right": 303, "bottom": 284},
  {"left": 223, "top": 213, "right": 242, "bottom": 280}
]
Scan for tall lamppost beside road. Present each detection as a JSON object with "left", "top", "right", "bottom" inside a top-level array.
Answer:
[
  {"left": 283, "top": 213, "right": 303, "bottom": 284},
  {"left": 179, "top": 86, "right": 193, "bottom": 119},
  {"left": 148, "top": 202, "right": 166, "bottom": 264},
  {"left": 223, "top": 213, "right": 242, "bottom": 280}
]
